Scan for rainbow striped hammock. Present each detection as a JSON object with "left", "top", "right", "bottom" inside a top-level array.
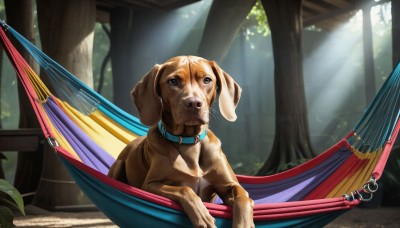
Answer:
[{"left": 1, "top": 20, "right": 399, "bottom": 227}]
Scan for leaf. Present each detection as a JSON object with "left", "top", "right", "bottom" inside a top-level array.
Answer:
[
  {"left": 0, "top": 152, "right": 7, "bottom": 160},
  {"left": 0, "top": 179, "right": 25, "bottom": 215},
  {"left": 0, "top": 206, "right": 15, "bottom": 228}
]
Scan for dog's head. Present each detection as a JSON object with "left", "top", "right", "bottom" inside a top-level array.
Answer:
[{"left": 132, "top": 56, "right": 242, "bottom": 128}]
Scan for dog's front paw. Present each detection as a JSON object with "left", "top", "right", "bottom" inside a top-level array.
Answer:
[
  {"left": 179, "top": 188, "right": 216, "bottom": 228},
  {"left": 232, "top": 196, "right": 254, "bottom": 228},
  {"left": 182, "top": 198, "right": 216, "bottom": 228}
]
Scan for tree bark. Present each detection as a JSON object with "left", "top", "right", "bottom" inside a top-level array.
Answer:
[
  {"left": 362, "top": 5, "right": 375, "bottom": 103},
  {"left": 393, "top": 0, "right": 400, "bottom": 65},
  {"left": 37, "top": 0, "right": 95, "bottom": 88},
  {"left": 110, "top": 7, "right": 137, "bottom": 114},
  {"left": 110, "top": 9, "right": 182, "bottom": 113},
  {"left": 0, "top": 7, "right": 4, "bottom": 179},
  {"left": 34, "top": 0, "right": 96, "bottom": 210},
  {"left": 257, "top": 0, "right": 316, "bottom": 175},
  {"left": 198, "top": 0, "right": 256, "bottom": 62},
  {"left": 0, "top": 29, "right": 3, "bottom": 179},
  {"left": 4, "top": 0, "right": 42, "bottom": 204},
  {"left": 196, "top": 0, "right": 256, "bottom": 157}
]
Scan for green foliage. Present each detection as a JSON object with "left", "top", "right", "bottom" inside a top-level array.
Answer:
[
  {"left": 1, "top": 99, "right": 11, "bottom": 120},
  {"left": 93, "top": 23, "right": 113, "bottom": 101},
  {"left": 246, "top": 0, "right": 269, "bottom": 37},
  {"left": 0, "top": 179, "right": 25, "bottom": 227},
  {"left": 233, "top": 159, "right": 264, "bottom": 175}
]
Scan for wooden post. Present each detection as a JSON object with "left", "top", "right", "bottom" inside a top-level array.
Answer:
[
  {"left": 362, "top": 5, "right": 376, "bottom": 104},
  {"left": 34, "top": 0, "right": 97, "bottom": 211},
  {"left": 4, "top": 0, "right": 42, "bottom": 204}
]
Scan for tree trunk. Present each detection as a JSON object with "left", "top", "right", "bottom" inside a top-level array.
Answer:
[
  {"left": 4, "top": 0, "right": 42, "bottom": 204},
  {"left": 110, "top": 9, "right": 182, "bottom": 113},
  {"left": 0, "top": 7, "right": 4, "bottom": 179},
  {"left": 362, "top": 5, "right": 375, "bottom": 103},
  {"left": 37, "top": 0, "right": 95, "bottom": 88},
  {"left": 0, "top": 15, "right": 3, "bottom": 179},
  {"left": 198, "top": 0, "right": 256, "bottom": 62},
  {"left": 257, "top": 0, "right": 316, "bottom": 175},
  {"left": 196, "top": 0, "right": 255, "bottom": 156},
  {"left": 393, "top": 0, "right": 400, "bottom": 65},
  {"left": 110, "top": 7, "right": 137, "bottom": 114},
  {"left": 34, "top": 0, "right": 96, "bottom": 211}
]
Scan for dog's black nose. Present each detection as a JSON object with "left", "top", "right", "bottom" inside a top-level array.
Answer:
[{"left": 184, "top": 97, "right": 203, "bottom": 110}]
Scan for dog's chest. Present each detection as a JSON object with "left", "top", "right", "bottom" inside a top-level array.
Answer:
[
  {"left": 172, "top": 144, "right": 204, "bottom": 174},
  {"left": 170, "top": 144, "right": 212, "bottom": 193}
]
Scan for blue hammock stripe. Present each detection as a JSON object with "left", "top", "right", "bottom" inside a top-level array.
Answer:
[{"left": 5, "top": 24, "right": 148, "bottom": 136}]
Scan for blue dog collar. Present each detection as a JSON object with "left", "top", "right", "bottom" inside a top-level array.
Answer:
[{"left": 157, "top": 121, "right": 207, "bottom": 144}]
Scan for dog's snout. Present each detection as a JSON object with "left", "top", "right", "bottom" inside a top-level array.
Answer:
[{"left": 184, "top": 97, "right": 203, "bottom": 110}]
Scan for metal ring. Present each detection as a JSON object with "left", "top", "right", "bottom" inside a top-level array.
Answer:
[
  {"left": 368, "top": 178, "right": 379, "bottom": 193},
  {"left": 47, "top": 137, "right": 59, "bottom": 148},
  {"left": 362, "top": 183, "right": 377, "bottom": 193},
  {"left": 0, "top": 19, "right": 8, "bottom": 30},
  {"left": 343, "top": 194, "right": 353, "bottom": 201},
  {"left": 357, "top": 190, "right": 373, "bottom": 202}
]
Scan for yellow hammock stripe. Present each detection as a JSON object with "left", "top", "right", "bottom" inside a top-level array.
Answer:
[
  {"left": 24, "top": 67, "right": 51, "bottom": 100},
  {"left": 326, "top": 148, "right": 381, "bottom": 198},
  {"left": 89, "top": 111, "right": 138, "bottom": 145},
  {"left": 53, "top": 97, "right": 134, "bottom": 158}
]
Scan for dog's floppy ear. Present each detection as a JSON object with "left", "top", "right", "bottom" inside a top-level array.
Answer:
[
  {"left": 210, "top": 61, "right": 242, "bottom": 122},
  {"left": 131, "top": 64, "right": 163, "bottom": 126}
]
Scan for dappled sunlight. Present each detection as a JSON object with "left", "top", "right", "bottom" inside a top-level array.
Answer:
[
  {"left": 304, "top": 17, "right": 364, "bottom": 134},
  {"left": 127, "top": 0, "right": 212, "bottom": 60},
  {"left": 168, "top": 0, "right": 212, "bottom": 55},
  {"left": 304, "top": 2, "right": 392, "bottom": 153}
]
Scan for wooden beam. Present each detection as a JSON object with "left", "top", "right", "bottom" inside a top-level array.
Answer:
[
  {"left": 326, "top": 0, "right": 352, "bottom": 8},
  {"left": 303, "top": 4, "right": 356, "bottom": 26},
  {"left": 96, "top": 7, "right": 110, "bottom": 23},
  {"left": 307, "top": 0, "right": 340, "bottom": 11},
  {"left": 0, "top": 129, "right": 43, "bottom": 152},
  {"left": 303, "top": 1, "right": 331, "bottom": 14},
  {"left": 96, "top": 0, "right": 199, "bottom": 11},
  {"left": 303, "top": 0, "right": 391, "bottom": 27}
]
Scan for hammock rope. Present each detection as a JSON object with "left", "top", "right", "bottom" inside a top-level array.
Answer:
[{"left": 1, "top": 20, "right": 399, "bottom": 227}]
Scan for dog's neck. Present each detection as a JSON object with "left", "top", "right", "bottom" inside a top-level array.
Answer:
[
  {"left": 160, "top": 119, "right": 208, "bottom": 137},
  {"left": 158, "top": 121, "right": 207, "bottom": 144},
  {"left": 160, "top": 112, "right": 208, "bottom": 136}
]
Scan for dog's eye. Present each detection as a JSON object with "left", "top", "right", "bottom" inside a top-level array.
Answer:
[
  {"left": 168, "top": 78, "right": 179, "bottom": 86},
  {"left": 203, "top": 77, "right": 212, "bottom": 85}
]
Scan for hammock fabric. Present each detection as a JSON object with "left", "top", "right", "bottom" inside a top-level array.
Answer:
[{"left": 1, "top": 20, "right": 399, "bottom": 227}]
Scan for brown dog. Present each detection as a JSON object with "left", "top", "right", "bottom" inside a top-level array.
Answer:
[{"left": 108, "top": 56, "right": 254, "bottom": 228}]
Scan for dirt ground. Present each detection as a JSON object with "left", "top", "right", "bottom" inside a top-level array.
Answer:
[{"left": 13, "top": 205, "right": 400, "bottom": 227}]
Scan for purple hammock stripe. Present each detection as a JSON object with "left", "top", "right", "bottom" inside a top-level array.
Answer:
[
  {"left": 216, "top": 147, "right": 352, "bottom": 204},
  {"left": 44, "top": 97, "right": 115, "bottom": 174},
  {"left": 288, "top": 148, "right": 352, "bottom": 201}
]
